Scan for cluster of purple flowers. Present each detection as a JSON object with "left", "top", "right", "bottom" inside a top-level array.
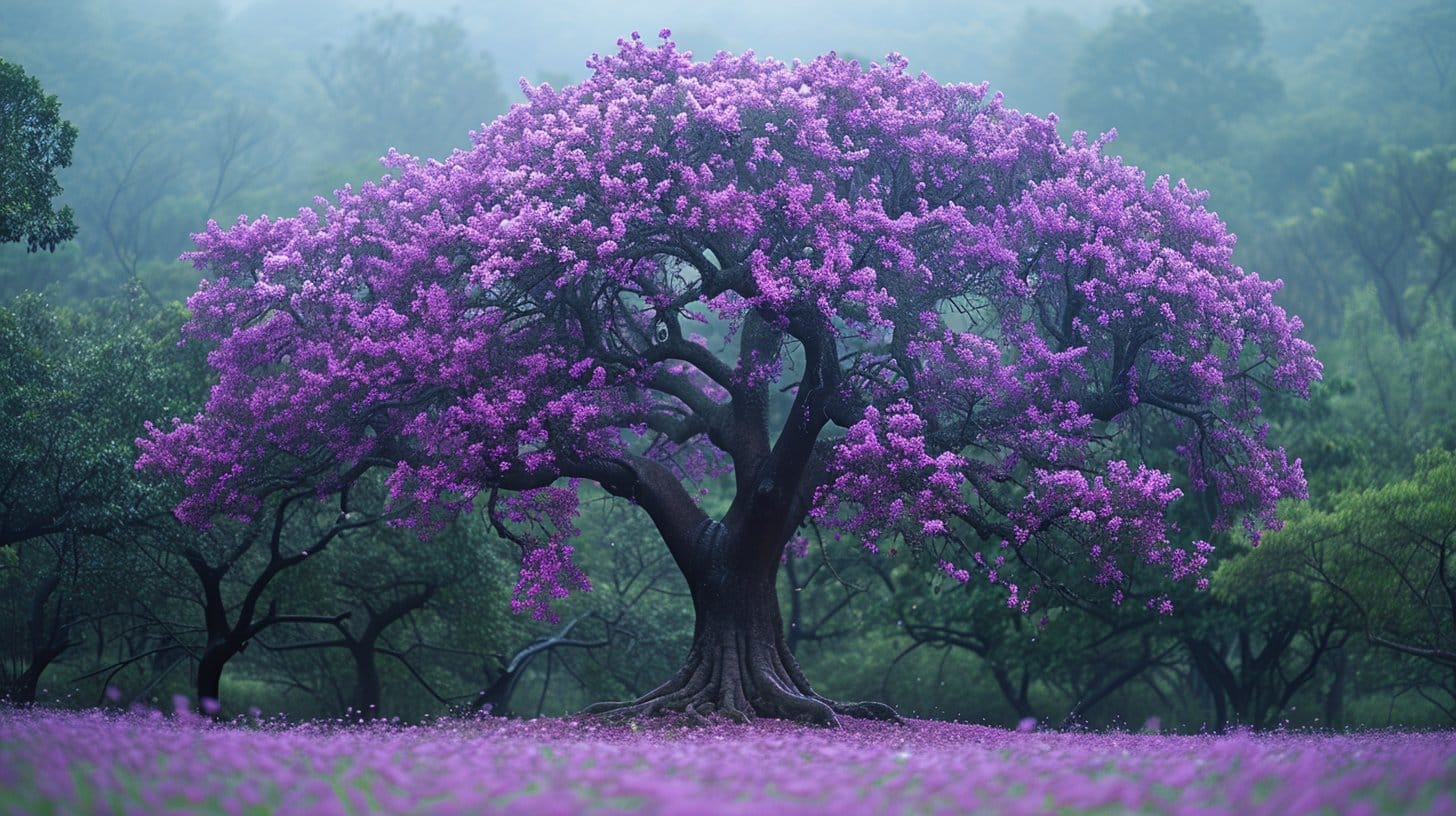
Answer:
[{"left": 137, "top": 31, "right": 1319, "bottom": 619}]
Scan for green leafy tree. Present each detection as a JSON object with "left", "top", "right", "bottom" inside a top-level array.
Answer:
[
  {"left": 0, "top": 292, "right": 201, "bottom": 702},
  {"left": 131, "top": 486, "right": 396, "bottom": 714},
  {"left": 1256, "top": 450, "right": 1456, "bottom": 719},
  {"left": 1332, "top": 290, "right": 1456, "bottom": 465},
  {"left": 1355, "top": 0, "right": 1456, "bottom": 140},
  {"left": 0, "top": 58, "right": 77, "bottom": 252},
  {"left": 259, "top": 497, "right": 516, "bottom": 720},
  {"left": 312, "top": 12, "right": 508, "bottom": 162},
  {"left": 992, "top": 9, "right": 1087, "bottom": 118},
  {"left": 1065, "top": 0, "right": 1283, "bottom": 160},
  {"left": 1184, "top": 540, "right": 1351, "bottom": 731},
  {"left": 0, "top": 1, "right": 317, "bottom": 304},
  {"left": 0, "top": 291, "right": 200, "bottom": 548},
  {"left": 0, "top": 529, "right": 152, "bottom": 705},
  {"left": 1314, "top": 145, "right": 1456, "bottom": 342}
]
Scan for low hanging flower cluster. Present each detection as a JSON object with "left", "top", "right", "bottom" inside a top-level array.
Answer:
[{"left": 138, "top": 31, "right": 1319, "bottom": 618}]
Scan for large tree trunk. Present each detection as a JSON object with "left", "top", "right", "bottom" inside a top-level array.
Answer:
[
  {"left": 1324, "top": 647, "right": 1346, "bottom": 730},
  {"left": 349, "top": 641, "right": 382, "bottom": 718},
  {"left": 586, "top": 522, "right": 897, "bottom": 727},
  {"left": 5, "top": 649, "right": 62, "bottom": 705},
  {"left": 195, "top": 643, "right": 237, "bottom": 709},
  {"left": 991, "top": 665, "right": 1036, "bottom": 722},
  {"left": 5, "top": 573, "right": 71, "bottom": 705}
]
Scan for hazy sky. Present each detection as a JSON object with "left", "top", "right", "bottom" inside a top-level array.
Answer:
[{"left": 226, "top": 0, "right": 1117, "bottom": 105}]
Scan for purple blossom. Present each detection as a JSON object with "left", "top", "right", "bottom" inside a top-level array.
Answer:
[
  {"left": 138, "top": 34, "right": 1319, "bottom": 624},
  {"left": 7, "top": 709, "right": 1450, "bottom": 814}
]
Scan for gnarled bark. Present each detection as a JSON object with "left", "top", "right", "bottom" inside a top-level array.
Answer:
[
  {"left": 585, "top": 522, "right": 899, "bottom": 727},
  {"left": 4, "top": 573, "right": 73, "bottom": 705}
]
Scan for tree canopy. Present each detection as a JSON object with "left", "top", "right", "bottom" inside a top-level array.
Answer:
[
  {"left": 1065, "top": 0, "right": 1282, "bottom": 160},
  {"left": 1258, "top": 450, "right": 1456, "bottom": 682},
  {"left": 138, "top": 34, "right": 1319, "bottom": 723},
  {"left": 0, "top": 58, "right": 77, "bottom": 253},
  {"left": 1, "top": 290, "right": 198, "bottom": 548}
]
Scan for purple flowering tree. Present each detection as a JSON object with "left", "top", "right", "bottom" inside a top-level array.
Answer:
[{"left": 138, "top": 33, "right": 1320, "bottom": 726}]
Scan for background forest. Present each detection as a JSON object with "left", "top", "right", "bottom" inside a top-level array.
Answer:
[{"left": 2, "top": 0, "right": 1454, "bottom": 732}]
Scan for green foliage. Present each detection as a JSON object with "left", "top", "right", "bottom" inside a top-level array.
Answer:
[
  {"left": 520, "top": 495, "right": 695, "bottom": 713},
  {"left": 0, "top": 0, "right": 1452, "bottom": 730},
  {"left": 1249, "top": 144, "right": 1456, "bottom": 486},
  {"left": 1239, "top": 108, "right": 1383, "bottom": 215},
  {"left": 1353, "top": 0, "right": 1456, "bottom": 141},
  {"left": 258, "top": 495, "right": 524, "bottom": 721},
  {"left": 1256, "top": 449, "right": 1456, "bottom": 717},
  {"left": 0, "top": 2, "right": 276, "bottom": 301},
  {"left": 0, "top": 2, "right": 508, "bottom": 304},
  {"left": 1065, "top": 0, "right": 1282, "bottom": 160},
  {"left": 992, "top": 9, "right": 1086, "bottom": 117},
  {"left": 1329, "top": 290, "right": 1456, "bottom": 463},
  {"left": 311, "top": 12, "right": 508, "bottom": 161},
  {"left": 0, "top": 58, "right": 77, "bottom": 252},
  {"left": 1306, "top": 145, "right": 1456, "bottom": 342},
  {"left": 0, "top": 290, "right": 204, "bottom": 701},
  {"left": 0, "top": 530, "right": 152, "bottom": 703},
  {"left": 0, "top": 290, "right": 203, "bottom": 547}
]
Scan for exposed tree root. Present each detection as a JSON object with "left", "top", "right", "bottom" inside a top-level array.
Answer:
[{"left": 584, "top": 630, "right": 903, "bottom": 728}]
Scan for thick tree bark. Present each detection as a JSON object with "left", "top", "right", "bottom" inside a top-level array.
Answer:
[
  {"left": 195, "top": 642, "right": 239, "bottom": 708},
  {"left": 576, "top": 312, "right": 899, "bottom": 727},
  {"left": 4, "top": 573, "right": 72, "bottom": 705},
  {"left": 1324, "top": 646, "right": 1346, "bottom": 730},
  {"left": 6, "top": 657, "right": 54, "bottom": 705},
  {"left": 585, "top": 521, "right": 899, "bottom": 727},
  {"left": 991, "top": 665, "right": 1036, "bottom": 722},
  {"left": 350, "top": 643, "right": 381, "bottom": 717}
]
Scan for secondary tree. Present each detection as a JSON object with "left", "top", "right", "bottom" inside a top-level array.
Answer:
[
  {"left": 0, "top": 58, "right": 77, "bottom": 252},
  {"left": 1065, "top": 0, "right": 1281, "bottom": 160},
  {"left": 138, "top": 34, "right": 1320, "bottom": 726}
]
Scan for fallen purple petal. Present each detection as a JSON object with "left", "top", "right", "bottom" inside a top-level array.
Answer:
[{"left": 2, "top": 708, "right": 1451, "bottom": 814}]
